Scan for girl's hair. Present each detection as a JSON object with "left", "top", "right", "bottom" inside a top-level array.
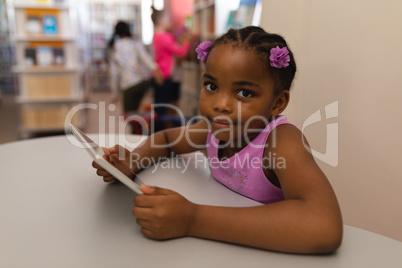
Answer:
[
  {"left": 151, "top": 6, "right": 164, "bottom": 25},
  {"left": 209, "top": 26, "right": 297, "bottom": 93},
  {"left": 107, "top": 21, "right": 132, "bottom": 49}
]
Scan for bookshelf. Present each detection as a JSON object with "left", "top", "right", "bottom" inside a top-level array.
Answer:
[
  {"left": 193, "top": 0, "right": 215, "bottom": 42},
  {"left": 87, "top": 2, "right": 142, "bottom": 91},
  {"left": 179, "top": 0, "right": 215, "bottom": 117},
  {"left": 0, "top": 0, "right": 18, "bottom": 97},
  {"left": 6, "top": 0, "right": 86, "bottom": 138}
]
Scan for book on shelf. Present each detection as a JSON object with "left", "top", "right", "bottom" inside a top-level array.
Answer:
[
  {"left": 36, "top": 46, "right": 53, "bottom": 66},
  {"left": 36, "top": 0, "right": 51, "bottom": 4},
  {"left": 25, "top": 9, "right": 59, "bottom": 36},
  {"left": 53, "top": 48, "right": 64, "bottom": 65},
  {"left": 226, "top": 0, "right": 258, "bottom": 30},
  {"left": 24, "top": 42, "right": 65, "bottom": 67},
  {"left": 43, "top": 15, "right": 58, "bottom": 35},
  {"left": 24, "top": 48, "right": 37, "bottom": 66},
  {"left": 26, "top": 16, "right": 41, "bottom": 34}
]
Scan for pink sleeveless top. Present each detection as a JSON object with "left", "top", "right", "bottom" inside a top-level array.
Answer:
[{"left": 206, "top": 116, "right": 296, "bottom": 204}]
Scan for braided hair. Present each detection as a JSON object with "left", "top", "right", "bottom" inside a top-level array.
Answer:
[
  {"left": 151, "top": 6, "right": 165, "bottom": 25},
  {"left": 107, "top": 21, "right": 132, "bottom": 49},
  {"left": 208, "top": 26, "right": 297, "bottom": 93}
]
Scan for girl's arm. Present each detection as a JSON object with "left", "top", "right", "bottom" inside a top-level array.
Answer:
[
  {"left": 94, "top": 120, "right": 209, "bottom": 182},
  {"left": 133, "top": 125, "right": 343, "bottom": 254},
  {"left": 135, "top": 41, "right": 164, "bottom": 84},
  {"left": 129, "top": 120, "right": 208, "bottom": 173},
  {"left": 136, "top": 41, "right": 158, "bottom": 72},
  {"left": 162, "top": 34, "right": 190, "bottom": 57},
  {"left": 108, "top": 54, "right": 119, "bottom": 100}
]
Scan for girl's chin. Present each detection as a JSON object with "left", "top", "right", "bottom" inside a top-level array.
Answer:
[{"left": 210, "top": 128, "right": 240, "bottom": 142}]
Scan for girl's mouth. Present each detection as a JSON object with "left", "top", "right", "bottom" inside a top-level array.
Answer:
[{"left": 210, "top": 117, "right": 238, "bottom": 129}]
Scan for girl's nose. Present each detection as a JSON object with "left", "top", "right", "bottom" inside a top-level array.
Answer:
[{"left": 212, "top": 92, "right": 233, "bottom": 114}]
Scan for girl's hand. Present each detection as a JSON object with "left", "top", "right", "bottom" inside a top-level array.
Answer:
[
  {"left": 92, "top": 145, "right": 134, "bottom": 182},
  {"left": 133, "top": 184, "right": 197, "bottom": 240},
  {"left": 152, "top": 68, "right": 164, "bottom": 86},
  {"left": 180, "top": 32, "right": 192, "bottom": 43}
]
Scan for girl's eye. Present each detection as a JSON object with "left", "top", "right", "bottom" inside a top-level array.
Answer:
[
  {"left": 204, "top": 82, "right": 217, "bottom": 92},
  {"left": 237, "top": 90, "right": 254, "bottom": 98}
]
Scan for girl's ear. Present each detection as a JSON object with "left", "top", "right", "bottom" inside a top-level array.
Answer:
[{"left": 271, "top": 90, "right": 290, "bottom": 117}]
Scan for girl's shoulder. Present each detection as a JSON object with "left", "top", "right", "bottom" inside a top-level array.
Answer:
[
  {"left": 154, "top": 31, "right": 174, "bottom": 41},
  {"left": 115, "top": 38, "right": 134, "bottom": 48},
  {"left": 262, "top": 123, "right": 317, "bottom": 185},
  {"left": 265, "top": 123, "right": 311, "bottom": 156}
]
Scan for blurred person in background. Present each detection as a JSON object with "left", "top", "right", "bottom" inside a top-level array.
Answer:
[
  {"left": 107, "top": 21, "right": 163, "bottom": 113},
  {"left": 151, "top": 7, "right": 191, "bottom": 131}
]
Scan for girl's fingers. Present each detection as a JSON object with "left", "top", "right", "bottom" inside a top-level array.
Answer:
[
  {"left": 132, "top": 205, "right": 154, "bottom": 219},
  {"left": 136, "top": 218, "right": 152, "bottom": 229},
  {"left": 96, "top": 169, "right": 110, "bottom": 177},
  {"left": 140, "top": 228, "right": 155, "bottom": 239},
  {"left": 92, "top": 161, "right": 103, "bottom": 169},
  {"left": 103, "top": 176, "right": 115, "bottom": 182},
  {"left": 140, "top": 184, "right": 175, "bottom": 195},
  {"left": 133, "top": 193, "right": 162, "bottom": 209},
  {"left": 110, "top": 144, "right": 123, "bottom": 154}
]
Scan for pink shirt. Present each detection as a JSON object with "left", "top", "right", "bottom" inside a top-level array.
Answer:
[
  {"left": 153, "top": 32, "right": 190, "bottom": 79},
  {"left": 206, "top": 116, "right": 296, "bottom": 204}
]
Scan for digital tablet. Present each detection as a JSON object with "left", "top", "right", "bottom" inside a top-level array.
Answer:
[{"left": 69, "top": 124, "right": 143, "bottom": 194}]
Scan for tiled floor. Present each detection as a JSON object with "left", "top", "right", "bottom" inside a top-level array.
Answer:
[{"left": 0, "top": 90, "right": 151, "bottom": 145}]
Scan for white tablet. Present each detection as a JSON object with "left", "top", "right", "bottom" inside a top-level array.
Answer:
[{"left": 69, "top": 124, "right": 143, "bottom": 194}]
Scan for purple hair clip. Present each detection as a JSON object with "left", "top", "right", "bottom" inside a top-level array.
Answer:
[
  {"left": 269, "top": 46, "right": 290, "bottom": 68},
  {"left": 195, "top": 41, "right": 213, "bottom": 63}
]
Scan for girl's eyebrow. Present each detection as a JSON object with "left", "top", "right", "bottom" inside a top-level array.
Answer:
[
  {"left": 203, "top": 73, "right": 261, "bottom": 89},
  {"left": 233, "top": 81, "right": 262, "bottom": 89},
  {"left": 203, "top": 73, "right": 216, "bottom": 81}
]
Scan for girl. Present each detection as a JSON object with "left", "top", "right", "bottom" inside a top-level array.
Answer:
[
  {"left": 151, "top": 7, "right": 191, "bottom": 130},
  {"left": 107, "top": 21, "right": 163, "bottom": 112},
  {"left": 93, "top": 26, "right": 343, "bottom": 254}
]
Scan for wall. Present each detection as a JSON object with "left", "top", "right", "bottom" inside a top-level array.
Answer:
[{"left": 260, "top": 0, "right": 402, "bottom": 241}]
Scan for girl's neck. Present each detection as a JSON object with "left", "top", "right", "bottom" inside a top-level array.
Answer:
[
  {"left": 218, "top": 139, "right": 249, "bottom": 160},
  {"left": 217, "top": 121, "right": 271, "bottom": 159},
  {"left": 218, "top": 134, "right": 259, "bottom": 158},
  {"left": 154, "top": 26, "right": 166, "bottom": 33}
]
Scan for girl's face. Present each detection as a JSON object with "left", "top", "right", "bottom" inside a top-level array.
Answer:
[
  {"left": 158, "top": 14, "right": 171, "bottom": 31},
  {"left": 199, "top": 44, "right": 286, "bottom": 143}
]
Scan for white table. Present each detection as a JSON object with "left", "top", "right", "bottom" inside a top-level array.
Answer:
[{"left": 1, "top": 135, "right": 401, "bottom": 267}]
